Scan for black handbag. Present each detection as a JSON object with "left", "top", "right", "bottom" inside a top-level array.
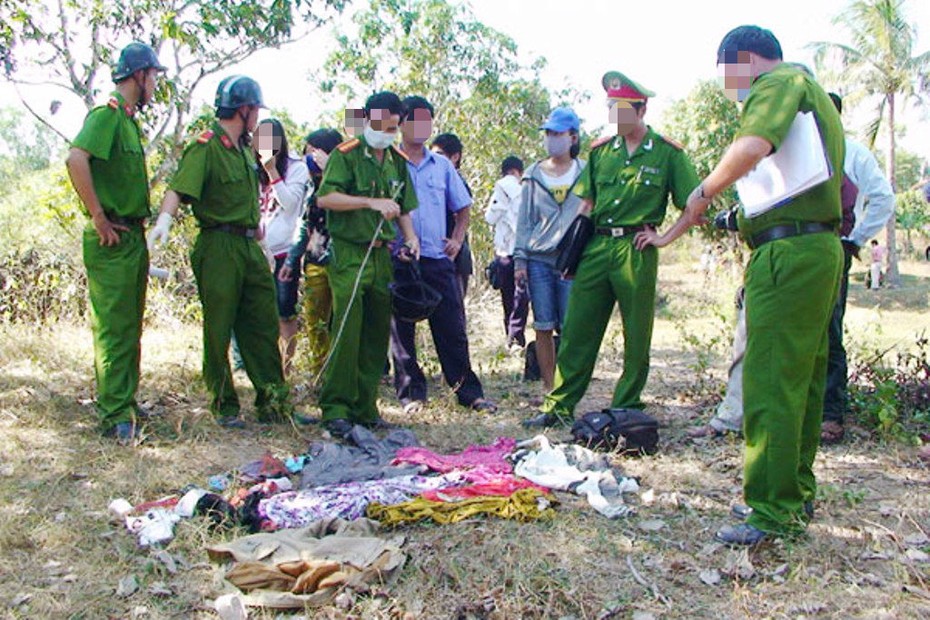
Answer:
[
  {"left": 484, "top": 257, "right": 502, "bottom": 290},
  {"left": 571, "top": 408, "right": 659, "bottom": 455},
  {"left": 555, "top": 214, "right": 594, "bottom": 278}
]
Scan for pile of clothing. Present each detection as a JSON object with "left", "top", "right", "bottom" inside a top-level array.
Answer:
[{"left": 110, "top": 427, "right": 639, "bottom": 611}]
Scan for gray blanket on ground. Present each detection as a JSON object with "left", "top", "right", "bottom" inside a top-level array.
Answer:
[{"left": 299, "top": 425, "right": 421, "bottom": 489}]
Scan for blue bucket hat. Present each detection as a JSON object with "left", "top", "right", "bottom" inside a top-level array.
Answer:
[{"left": 540, "top": 107, "right": 580, "bottom": 132}]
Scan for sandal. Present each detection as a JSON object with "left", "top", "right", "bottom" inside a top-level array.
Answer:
[
  {"left": 820, "top": 421, "right": 845, "bottom": 445},
  {"left": 687, "top": 424, "right": 729, "bottom": 439}
]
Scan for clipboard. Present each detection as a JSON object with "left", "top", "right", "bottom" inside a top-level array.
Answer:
[{"left": 736, "top": 111, "right": 833, "bottom": 218}]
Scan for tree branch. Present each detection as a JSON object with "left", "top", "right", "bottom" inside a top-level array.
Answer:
[{"left": 12, "top": 83, "right": 71, "bottom": 144}]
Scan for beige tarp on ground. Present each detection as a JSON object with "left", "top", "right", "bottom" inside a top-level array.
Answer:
[{"left": 206, "top": 517, "right": 406, "bottom": 609}]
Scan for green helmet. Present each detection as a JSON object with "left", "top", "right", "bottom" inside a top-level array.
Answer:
[
  {"left": 112, "top": 42, "right": 166, "bottom": 82},
  {"left": 215, "top": 75, "right": 265, "bottom": 112}
]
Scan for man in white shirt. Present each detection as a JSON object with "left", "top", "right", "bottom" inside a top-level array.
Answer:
[{"left": 485, "top": 155, "right": 529, "bottom": 349}]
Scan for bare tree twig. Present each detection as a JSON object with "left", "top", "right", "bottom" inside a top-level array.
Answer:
[
  {"left": 12, "top": 83, "right": 70, "bottom": 144},
  {"left": 625, "top": 555, "right": 671, "bottom": 606}
]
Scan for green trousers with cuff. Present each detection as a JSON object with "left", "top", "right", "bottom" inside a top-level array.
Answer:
[
  {"left": 83, "top": 223, "right": 148, "bottom": 431},
  {"left": 542, "top": 235, "right": 658, "bottom": 417},
  {"left": 190, "top": 230, "right": 289, "bottom": 419},
  {"left": 743, "top": 232, "right": 842, "bottom": 535},
  {"left": 320, "top": 238, "right": 393, "bottom": 424}
]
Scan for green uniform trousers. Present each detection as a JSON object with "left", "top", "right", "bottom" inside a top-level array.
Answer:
[
  {"left": 303, "top": 264, "right": 332, "bottom": 380},
  {"left": 743, "top": 232, "right": 842, "bottom": 535},
  {"left": 320, "top": 238, "right": 393, "bottom": 423},
  {"left": 83, "top": 224, "right": 148, "bottom": 430},
  {"left": 542, "top": 235, "right": 658, "bottom": 417},
  {"left": 190, "top": 230, "right": 288, "bottom": 418}
]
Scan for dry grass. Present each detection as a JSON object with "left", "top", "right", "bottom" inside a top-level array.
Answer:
[{"left": 1, "top": 254, "right": 929, "bottom": 619}]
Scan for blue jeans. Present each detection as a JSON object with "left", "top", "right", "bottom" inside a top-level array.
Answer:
[
  {"left": 273, "top": 254, "right": 301, "bottom": 320},
  {"left": 528, "top": 259, "right": 572, "bottom": 331}
]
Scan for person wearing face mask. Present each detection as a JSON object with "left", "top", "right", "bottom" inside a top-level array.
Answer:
[
  {"left": 148, "top": 76, "right": 308, "bottom": 429},
  {"left": 523, "top": 72, "right": 699, "bottom": 429},
  {"left": 65, "top": 42, "right": 167, "bottom": 444},
  {"left": 513, "top": 107, "right": 586, "bottom": 393},
  {"left": 315, "top": 91, "right": 420, "bottom": 438},
  {"left": 253, "top": 118, "right": 310, "bottom": 377},
  {"left": 633, "top": 26, "right": 845, "bottom": 545}
]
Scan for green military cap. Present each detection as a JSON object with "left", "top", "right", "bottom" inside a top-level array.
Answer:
[{"left": 601, "top": 71, "right": 655, "bottom": 102}]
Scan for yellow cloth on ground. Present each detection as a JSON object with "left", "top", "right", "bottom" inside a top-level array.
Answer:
[{"left": 367, "top": 488, "right": 556, "bottom": 525}]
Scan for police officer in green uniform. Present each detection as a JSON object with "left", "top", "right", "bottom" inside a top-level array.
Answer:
[
  {"left": 149, "top": 75, "right": 302, "bottom": 428},
  {"left": 633, "top": 26, "right": 844, "bottom": 544},
  {"left": 523, "top": 71, "right": 699, "bottom": 428},
  {"left": 315, "top": 91, "right": 419, "bottom": 438},
  {"left": 66, "top": 42, "right": 166, "bottom": 443}
]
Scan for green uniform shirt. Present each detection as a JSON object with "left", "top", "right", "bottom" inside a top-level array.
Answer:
[
  {"left": 71, "top": 91, "right": 150, "bottom": 219},
  {"left": 169, "top": 122, "right": 260, "bottom": 228},
  {"left": 573, "top": 127, "right": 699, "bottom": 227},
  {"left": 735, "top": 64, "right": 845, "bottom": 238},
  {"left": 316, "top": 136, "right": 418, "bottom": 244}
]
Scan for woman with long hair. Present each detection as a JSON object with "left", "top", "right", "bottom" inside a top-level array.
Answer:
[{"left": 253, "top": 118, "right": 309, "bottom": 376}]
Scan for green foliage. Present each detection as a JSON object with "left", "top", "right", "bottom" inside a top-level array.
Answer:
[
  {"left": 0, "top": 107, "right": 65, "bottom": 195},
  {"left": 891, "top": 148, "right": 927, "bottom": 190},
  {"left": 894, "top": 189, "right": 929, "bottom": 254},
  {"left": 0, "top": 0, "right": 346, "bottom": 185},
  {"left": 660, "top": 80, "right": 741, "bottom": 245},
  {"left": 847, "top": 332, "right": 930, "bottom": 442},
  {"left": 811, "top": 0, "right": 930, "bottom": 285},
  {"left": 0, "top": 248, "right": 86, "bottom": 323}
]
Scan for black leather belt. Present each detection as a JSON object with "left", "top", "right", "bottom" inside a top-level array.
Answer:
[
  {"left": 203, "top": 224, "right": 258, "bottom": 238},
  {"left": 594, "top": 225, "right": 647, "bottom": 238},
  {"left": 108, "top": 214, "right": 145, "bottom": 228},
  {"left": 748, "top": 222, "right": 835, "bottom": 249}
]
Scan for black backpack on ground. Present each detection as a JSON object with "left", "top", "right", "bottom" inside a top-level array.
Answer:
[{"left": 570, "top": 408, "right": 659, "bottom": 455}]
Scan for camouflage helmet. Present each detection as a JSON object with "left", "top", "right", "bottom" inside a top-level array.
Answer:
[
  {"left": 112, "top": 42, "right": 166, "bottom": 83},
  {"left": 215, "top": 75, "right": 265, "bottom": 112}
]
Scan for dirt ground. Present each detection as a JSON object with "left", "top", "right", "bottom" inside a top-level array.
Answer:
[{"left": 0, "top": 257, "right": 928, "bottom": 619}]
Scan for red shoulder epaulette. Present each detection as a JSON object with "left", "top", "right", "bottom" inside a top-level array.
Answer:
[
  {"left": 659, "top": 134, "right": 685, "bottom": 150},
  {"left": 590, "top": 135, "right": 613, "bottom": 150},
  {"left": 336, "top": 138, "right": 360, "bottom": 154},
  {"left": 391, "top": 144, "right": 410, "bottom": 162},
  {"left": 197, "top": 130, "right": 214, "bottom": 144},
  {"left": 107, "top": 97, "right": 120, "bottom": 110}
]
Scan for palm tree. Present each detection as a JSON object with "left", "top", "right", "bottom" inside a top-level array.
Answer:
[{"left": 810, "top": 0, "right": 930, "bottom": 286}]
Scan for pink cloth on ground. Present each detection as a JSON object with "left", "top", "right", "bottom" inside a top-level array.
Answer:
[
  {"left": 420, "top": 474, "right": 545, "bottom": 502},
  {"left": 392, "top": 437, "right": 516, "bottom": 479}
]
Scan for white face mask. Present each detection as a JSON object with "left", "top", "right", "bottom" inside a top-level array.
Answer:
[
  {"left": 364, "top": 124, "right": 396, "bottom": 150},
  {"left": 544, "top": 134, "right": 572, "bottom": 158}
]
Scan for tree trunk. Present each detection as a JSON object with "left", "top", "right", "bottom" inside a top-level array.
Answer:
[{"left": 884, "top": 91, "right": 900, "bottom": 286}]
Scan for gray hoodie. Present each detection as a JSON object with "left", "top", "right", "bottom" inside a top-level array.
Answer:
[{"left": 513, "top": 159, "right": 586, "bottom": 270}]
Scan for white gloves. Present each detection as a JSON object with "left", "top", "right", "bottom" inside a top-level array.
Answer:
[{"left": 147, "top": 212, "right": 173, "bottom": 251}]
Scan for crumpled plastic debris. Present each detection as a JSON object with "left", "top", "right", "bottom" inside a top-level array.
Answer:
[
  {"left": 512, "top": 435, "right": 639, "bottom": 518},
  {"left": 284, "top": 455, "right": 309, "bottom": 474},
  {"left": 126, "top": 509, "right": 180, "bottom": 547}
]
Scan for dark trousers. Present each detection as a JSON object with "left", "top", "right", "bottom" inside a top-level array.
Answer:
[
  {"left": 823, "top": 247, "right": 853, "bottom": 424},
  {"left": 390, "top": 257, "right": 484, "bottom": 406},
  {"left": 497, "top": 256, "right": 530, "bottom": 347}
]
